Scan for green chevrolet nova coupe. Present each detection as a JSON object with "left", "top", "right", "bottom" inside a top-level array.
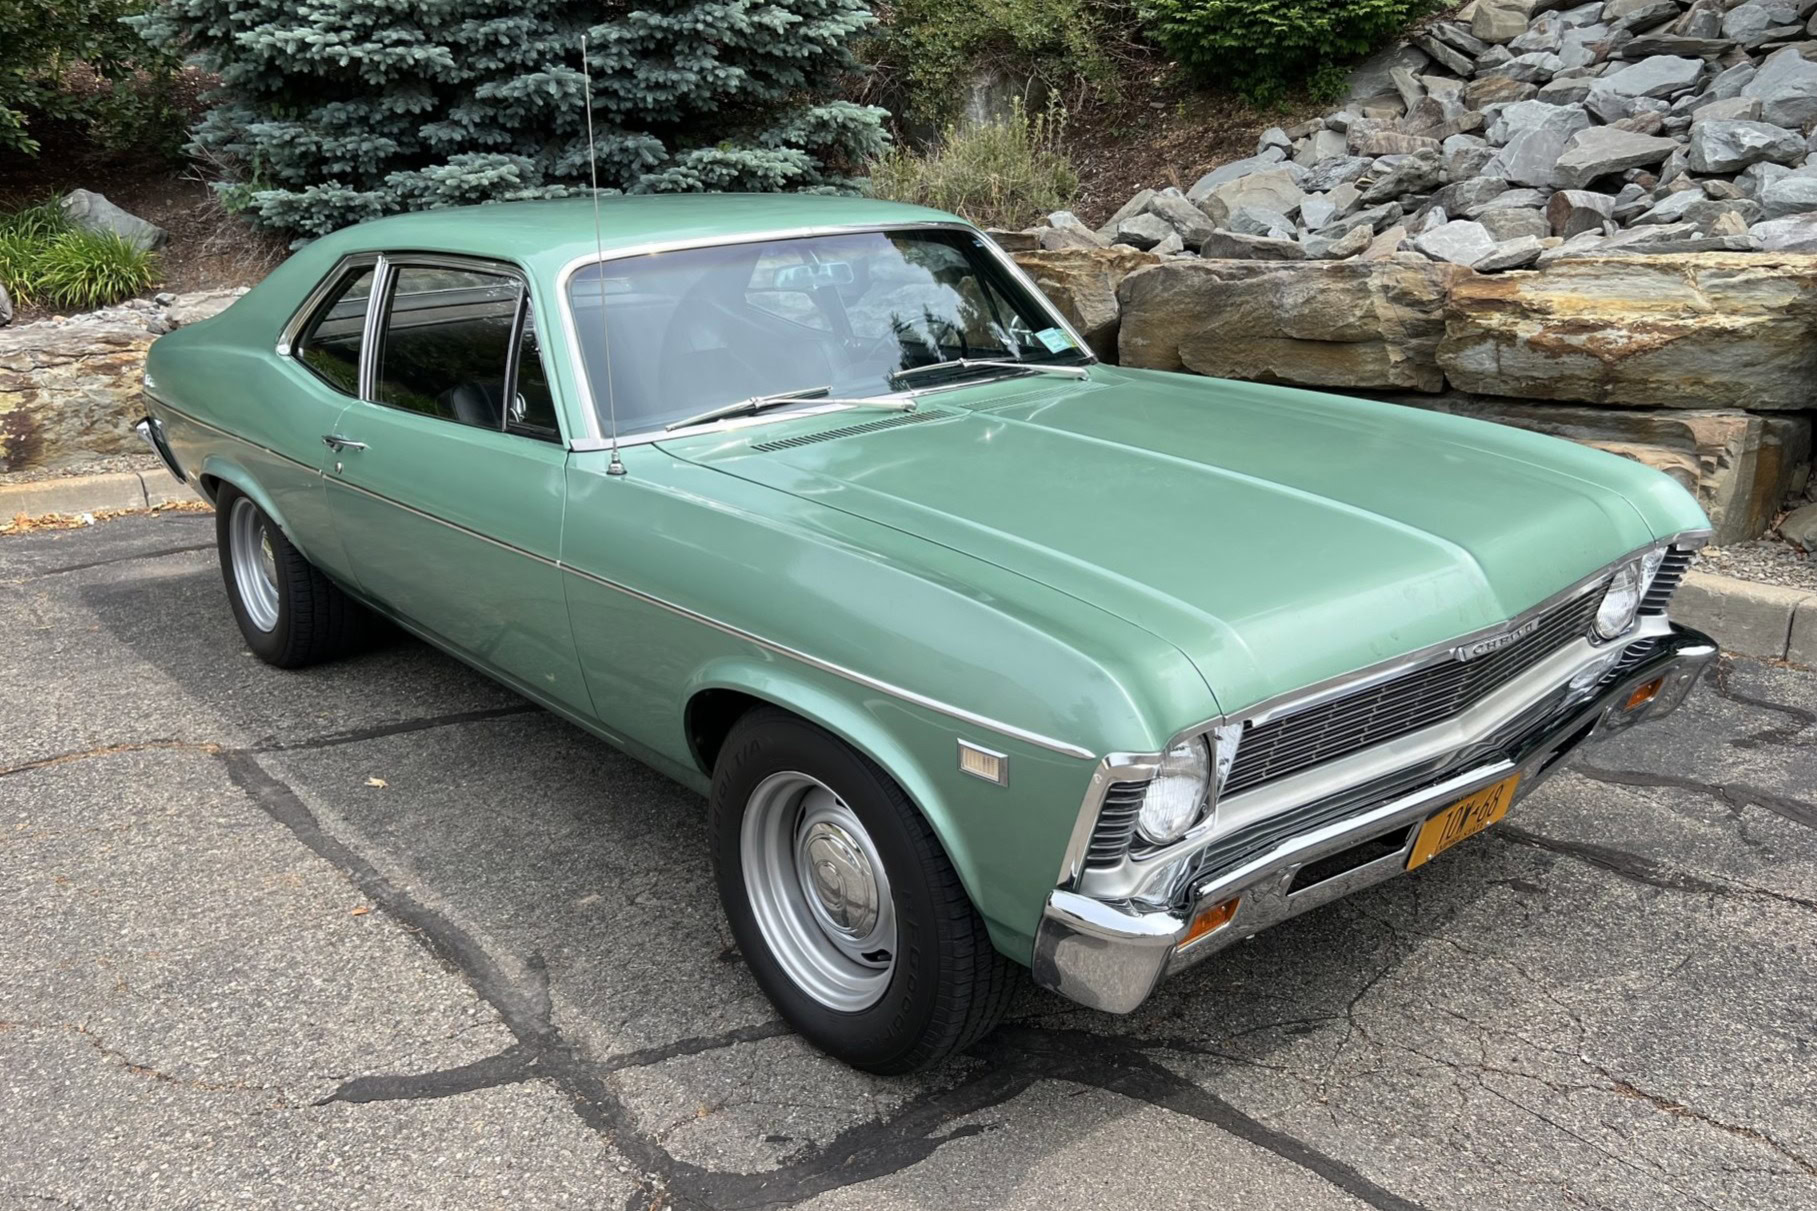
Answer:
[{"left": 139, "top": 193, "right": 1716, "bottom": 1072}]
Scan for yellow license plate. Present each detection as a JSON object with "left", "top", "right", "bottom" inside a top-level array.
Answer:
[{"left": 1408, "top": 774, "right": 1521, "bottom": 869}]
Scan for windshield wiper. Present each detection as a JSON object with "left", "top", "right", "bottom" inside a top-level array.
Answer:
[
  {"left": 664, "top": 386, "right": 913, "bottom": 433},
  {"left": 888, "top": 358, "right": 1091, "bottom": 388}
]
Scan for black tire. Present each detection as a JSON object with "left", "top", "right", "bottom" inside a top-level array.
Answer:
[
  {"left": 710, "top": 707, "right": 1016, "bottom": 1073},
  {"left": 214, "top": 484, "right": 361, "bottom": 668}
]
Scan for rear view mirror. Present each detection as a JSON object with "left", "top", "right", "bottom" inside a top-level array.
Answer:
[{"left": 773, "top": 261, "right": 854, "bottom": 291}]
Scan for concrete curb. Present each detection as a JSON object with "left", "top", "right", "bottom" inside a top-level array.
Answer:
[
  {"left": 1673, "top": 570, "right": 1817, "bottom": 666},
  {"left": 1, "top": 470, "right": 205, "bottom": 521}
]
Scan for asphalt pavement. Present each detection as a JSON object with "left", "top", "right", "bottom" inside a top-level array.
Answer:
[{"left": 4, "top": 511, "right": 1815, "bottom": 1211}]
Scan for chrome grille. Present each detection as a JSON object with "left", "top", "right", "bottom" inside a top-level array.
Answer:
[
  {"left": 1640, "top": 547, "right": 1695, "bottom": 615},
  {"left": 1085, "top": 780, "right": 1148, "bottom": 868},
  {"left": 1223, "top": 588, "right": 1603, "bottom": 798}
]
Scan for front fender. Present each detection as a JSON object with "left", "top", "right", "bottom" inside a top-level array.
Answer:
[{"left": 685, "top": 657, "right": 1094, "bottom": 965}]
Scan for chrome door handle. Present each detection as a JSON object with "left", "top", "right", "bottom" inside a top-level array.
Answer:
[{"left": 322, "top": 434, "right": 367, "bottom": 452}]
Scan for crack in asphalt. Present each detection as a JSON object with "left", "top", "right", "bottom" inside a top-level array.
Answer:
[
  {"left": 1571, "top": 762, "right": 1817, "bottom": 832},
  {"left": 5, "top": 1021, "right": 289, "bottom": 1100},
  {"left": 0, "top": 739, "right": 223, "bottom": 781},
  {"left": 219, "top": 746, "right": 1434, "bottom": 1211},
  {"left": 1603, "top": 1074, "right": 1817, "bottom": 1178},
  {"left": 253, "top": 704, "right": 540, "bottom": 753},
  {"left": 0, "top": 707, "right": 537, "bottom": 783},
  {"left": 8, "top": 541, "right": 216, "bottom": 582},
  {"left": 1495, "top": 825, "right": 1817, "bottom": 913},
  {"left": 1710, "top": 658, "right": 1817, "bottom": 751}
]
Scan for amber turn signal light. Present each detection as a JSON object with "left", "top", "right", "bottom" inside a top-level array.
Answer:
[
  {"left": 1625, "top": 678, "right": 1664, "bottom": 711},
  {"left": 1180, "top": 897, "right": 1241, "bottom": 948}
]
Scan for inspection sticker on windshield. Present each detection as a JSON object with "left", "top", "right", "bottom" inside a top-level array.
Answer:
[{"left": 1034, "top": 327, "right": 1074, "bottom": 354}]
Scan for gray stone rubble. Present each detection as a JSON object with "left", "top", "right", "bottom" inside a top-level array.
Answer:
[{"left": 1020, "top": 0, "right": 1817, "bottom": 272}]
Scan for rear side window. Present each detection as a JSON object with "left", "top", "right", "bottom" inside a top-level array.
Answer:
[
  {"left": 376, "top": 266, "right": 519, "bottom": 428},
  {"left": 295, "top": 266, "right": 375, "bottom": 395}
]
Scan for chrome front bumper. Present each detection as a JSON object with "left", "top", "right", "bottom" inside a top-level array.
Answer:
[{"left": 1031, "top": 624, "right": 1716, "bottom": 1014}]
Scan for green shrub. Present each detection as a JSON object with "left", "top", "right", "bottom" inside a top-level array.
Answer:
[
  {"left": 1138, "top": 0, "right": 1439, "bottom": 104},
  {"left": 133, "top": 0, "right": 888, "bottom": 238},
  {"left": 867, "top": 0, "right": 1117, "bottom": 129},
  {"left": 0, "top": 1, "right": 181, "bottom": 156},
  {"left": 32, "top": 229, "right": 160, "bottom": 308},
  {"left": 867, "top": 100, "right": 1078, "bottom": 231}
]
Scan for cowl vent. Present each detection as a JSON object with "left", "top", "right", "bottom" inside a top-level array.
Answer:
[{"left": 750, "top": 409, "right": 950, "bottom": 452}]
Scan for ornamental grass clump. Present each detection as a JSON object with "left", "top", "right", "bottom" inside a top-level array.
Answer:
[
  {"left": 867, "top": 100, "right": 1078, "bottom": 231},
  {"left": 33, "top": 229, "right": 160, "bottom": 308},
  {"left": 0, "top": 199, "right": 160, "bottom": 308}
]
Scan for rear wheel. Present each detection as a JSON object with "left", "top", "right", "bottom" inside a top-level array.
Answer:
[
  {"left": 215, "top": 485, "right": 361, "bottom": 668},
  {"left": 711, "top": 707, "right": 1015, "bottom": 1073}
]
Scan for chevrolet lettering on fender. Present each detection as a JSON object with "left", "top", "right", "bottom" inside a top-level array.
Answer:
[{"left": 137, "top": 194, "right": 1717, "bottom": 1073}]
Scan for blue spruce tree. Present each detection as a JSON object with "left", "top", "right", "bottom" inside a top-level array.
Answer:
[{"left": 134, "top": 0, "right": 888, "bottom": 237}]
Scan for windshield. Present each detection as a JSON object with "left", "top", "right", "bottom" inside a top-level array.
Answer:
[{"left": 565, "top": 227, "right": 1086, "bottom": 436}]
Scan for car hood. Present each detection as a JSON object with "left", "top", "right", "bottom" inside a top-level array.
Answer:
[{"left": 663, "top": 367, "right": 1706, "bottom": 719}]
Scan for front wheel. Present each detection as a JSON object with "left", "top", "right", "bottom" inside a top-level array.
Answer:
[{"left": 710, "top": 708, "right": 1015, "bottom": 1073}]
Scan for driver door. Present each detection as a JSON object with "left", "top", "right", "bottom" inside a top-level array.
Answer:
[{"left": 322, "top": 256, "right": 590, "bottom": 715}]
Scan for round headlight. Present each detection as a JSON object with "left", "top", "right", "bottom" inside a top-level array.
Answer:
[
  {"left": 1136, "top": 737, "right": 1212, "bottom": 845},
  {"left": 1594, "top": 559, "right": 1645, "bottom": 640}
]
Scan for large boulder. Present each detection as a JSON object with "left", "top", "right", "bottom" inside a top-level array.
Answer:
[
  {"left": 1551, "top": 126, "right": 1680, "bottom": 188},
  {"left": 1438, "top": 254, "right": 1817, "bottom": 411},
  {"left": 1485, "top": 102, "right": 1591, "bottom": 186},
  {"left": 1197, "top": 167, "right": 1306, "bottom": 229},
  {"left": 0, "top": 291, "right": 245, "bottom": 470},
  {"left": 60, "top": 190, "right": 167, "bottom": 253},
  {"left": 1391, "top": 395, "right": 1812, "bottom": 544},
  {"left": 1742, "top": 45, "right": 1817, "bottom": 128},
  {"left": 1686, "top": 119, "right": 1806, "bottom": 174},
  {"left": 1117, "top": 258, "right": 1464, "bottom": 393},
  {"left": 1010, "top": 247, "right": 1163, "bottom": 363}
]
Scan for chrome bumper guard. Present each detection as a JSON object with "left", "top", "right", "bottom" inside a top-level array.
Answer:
[
  {"left": 1032, "top": 624, "right": 1717, "bottom": 1014},
  {"left": 134, "top": 415, "right": 186, "bottom": 484}
]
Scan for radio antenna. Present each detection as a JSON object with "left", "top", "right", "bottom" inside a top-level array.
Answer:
[{"left": 580, "top": 34, "right": 626, "bottom": 476}]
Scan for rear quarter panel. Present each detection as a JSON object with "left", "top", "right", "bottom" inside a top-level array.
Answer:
[{"left": 145, "top": 250, "right": 358, "bottom": 574}]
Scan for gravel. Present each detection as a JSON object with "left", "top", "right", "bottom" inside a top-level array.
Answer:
[{"left": 1699, "top": 534, "right": 1817, "bottom": 591}]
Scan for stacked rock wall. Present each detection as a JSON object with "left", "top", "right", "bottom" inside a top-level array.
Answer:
[
  {"left": 1000, "top": 1, "right": 1817, "bottom": 545},
  {"left": 0, "top": 291, "right": 244, "bottom": 472}
]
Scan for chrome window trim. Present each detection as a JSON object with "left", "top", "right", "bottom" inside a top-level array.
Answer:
[
  {"left": 274, "top": 252, "right": 385, "bottom": 398},
  {"left": 553, "top": 220, "right": 1096, "bottom": 451},
  {"left": 1053, "top": 527, "right": 1714, "bottom": 889},
  {"left": 335, "top": 250, "right": 569, "bottom": 444},
  {"left": 358, "top": 253, "right": 392, "bottom": 402}
]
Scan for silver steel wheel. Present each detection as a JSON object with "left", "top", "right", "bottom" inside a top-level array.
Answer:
[
  {"left": 741, "top": 771, "right": 897, "bottom": 1012},
  {"left": 228, "top": 496, "right": 281, "bottom": 634}
]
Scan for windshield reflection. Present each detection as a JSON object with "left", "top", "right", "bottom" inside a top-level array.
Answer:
[{"left": 566, "top": 228, "right": 1084, "bottom": 436}]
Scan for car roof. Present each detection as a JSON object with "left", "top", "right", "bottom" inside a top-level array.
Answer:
[{"left": 307, "top": 194, "right": 971, "bottom": 278}]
